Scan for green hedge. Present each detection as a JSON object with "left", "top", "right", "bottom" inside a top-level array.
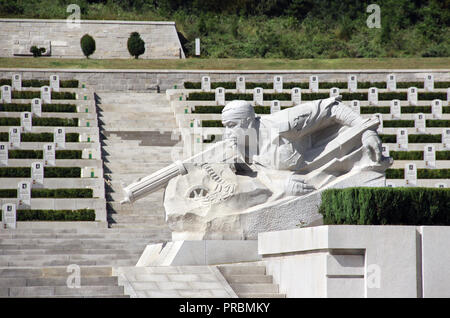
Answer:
[
  {"left": 418, "top": 92, "right": 447, "bottom": 100},
  {"left": 437, "top": 151, "right": 450, "bottom": 160},
  {"left": 318, "top": 187, "right": 450, "bottom": 225},
  {"left": 401, "top": 106, "right": 432, "bottom": 113},
  {"left": 201, "top": 120, "right": 223, "bottom": 127},
  {"left": 386, "top": 168, "right": 450, "bottom": 179},
  {"left": 426, "top": 120, "right": 450, "bottom": 127},
  {"left": 0, "top": 167, "right": 81, "bottom": 178},
  {"left": 0, "top": 188, "right": 93, "bottom": 198},
  {"left": 379, "top": 134, "right": 397, "bottom": 143},
  {"left": 11, "top": 91, "right": 76, "bottom": 100},
  {"left": 0, "top": 79, "right": 79, "bottom": 88},
  {"left": 409, "top": 134, "right": 442, "bottom": 143},
  {"left": 390, "top": 151, "right": 423, "bottom": 160},
  {"left": 360, "top": 106, "right": 390, "bottom": 114},
  {"left": 0, "top": 118, "right": 78, "bottom": 127},
  {"left": 20, "top": 133, "right": 79, "bottom": 142},
  {"left": 0, "top": 209, "right": 95, "bottom": 221},
  {"left": 383, "top": 120, "right": 415, "bottom": 127},
  {"left": 8, "top": 149, "right": 81, "bottom": 159}
]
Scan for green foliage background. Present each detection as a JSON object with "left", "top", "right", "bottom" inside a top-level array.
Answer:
[{"left": 0, "top": 0, "right": 448, "bottom": 59}]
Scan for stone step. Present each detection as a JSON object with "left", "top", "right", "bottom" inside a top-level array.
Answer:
[
  {"left": 4, "top": 285, "right": 125, "bottom": 297},
  {"left": 0, "top": 276, "right": 118, "bottom": 287},
  {"left": 0, "top": 237, "right": 158, "bottom": 245},
  {"left": 0, "top": 259, "right": 138, "bottom": 267},
  {"left": 0, "top": 253, "right": 142, "bottom": 263},
  {"left": 0, "top": 233, "right": 163, "bottom": 239},
  {"left": 226, "top": 275, "right": 273, "bottom": 284},
  {"left": 237, "top": 293, "right": 286, "bottom": 298},
  {"left": 0, "top": 247, "right": 145, "bottom": 255},
  {"left": 0, "top": 266, "right": 113, "bottom": 278},
  {"left": 219, "top": 266, "right": 266, "bottom": 276},
  {"left": 0, "top": 242, "right": 151, "bottom": 250},
  {"left": 230, "top": 283, "right": 279, "bottom": 294}
]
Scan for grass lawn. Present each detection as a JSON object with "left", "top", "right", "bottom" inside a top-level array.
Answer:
[{"left": 0, "top": 57, "right": 449, "bottom": 70}]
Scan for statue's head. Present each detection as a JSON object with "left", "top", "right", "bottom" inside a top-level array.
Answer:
[{"left": 222, "top": 100, "right": 255, "bottom": 130}]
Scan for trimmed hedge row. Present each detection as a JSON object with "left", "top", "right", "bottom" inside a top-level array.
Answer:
[
  {"left": 0, "top": 167, "right": 81, "bottom": 178},
  {"left": 193, "top": 105, "right": 289, "bottom": 114},
  {"left": 426, "top": 120, "right": 450, "bottom": 127},
  {"left": 0, "top": 188, "right": 93, "bottom": 198},
  {"left": 386, "top": 168, "right": 450, "bottom": 179},
  {"left": 0, "top": 118, "right": 78, "bottom": 126},
  {"left": 0, "top": 209, "right": 95, "bottom": 221},
  {"left": 186, "top": 92, "right": 447, "bottom": 101},
  {"left": 8, "top": 150, "right": 82, "bottom": 159},
  {"left": 184, "top": 81, "right": 450, "bottom": 90},
  {"left": 318, "top": 187, "right": 450, "bottom": 225},
  {"left": 12, "top": 91, "right": 76, "bottom": 100},
  {"left": 0, "top": 79, "right": 79, "bottom": 88},
  {"left": 0, "top": 133, "right": 79, "bottom": 142},
  {"left": 390, "top": 151, "right": 423, "bottom": 160}
]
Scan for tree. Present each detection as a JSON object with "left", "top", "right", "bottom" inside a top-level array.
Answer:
[
  {"left": 30, "top": 46, "right": 46, "bottom": 57},
  {"left": 80, "top": 34, "right": 96, "bottom": 58},
  {"left": 127, "top": 32, "right": 145, "bottom": 59}
]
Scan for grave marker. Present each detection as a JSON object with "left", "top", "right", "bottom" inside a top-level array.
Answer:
[
  {"left": 291, "top": 88, "right": 301, "bottom": 106},
  {"left": 351, "top": 100, "right": 360, "bottom": 115},
  {"left": 215, "top": 87, "right": 225, "bottom": 105},
  {"left": 368, "top": 87, "right": 378, "bottom": 106},
  {"left": 9, "top": 127, "right": 20, "bottom": 148},
  {"left": 54, "top": 127, "right": 65, "bottom": 149},
  {"left": 387, "top": 74, "right": 396, "bottom": 91},
  {"left": 442, "top": 129, "right": 450, "bottom": 149},
  {"left": 43, "top": 143, "right": 56, "bottom": 166},
  {"left": 50, "top": 75, "right": 60, "bottom": 92},
  {"left": 424, "top": 145, "right": 436, "bottom": 168},
  {"left": 20, "top": 112, "right": 32, "bottom": 132},
  {"left": 408, "top": 87, "right": 418, "bottom": 106},
  {"left": 415, "top": 113, "right": 425, "bottom": 133},
  {"left": 18, "top": 181, "right": 31, "bottom": 209},
  {"left": 348, "top": 75, "right": 357, "bottom": 92},
  {"left": 0, "top": 143, "right": 7, "bottom": 166},
  {"left": 2, "top": 203, "right": 16, "bottom": 229},
  {"left": 391, "top": 99, "right": 401, "bottom": 119},
  {"left": 1, "top": 85, "right": 12, "bottom": 103},
  {"left": 270, "top": 100, "right": 281, "bottom": 114},
  {"left": 254, "top": 87, "right": 263, "bottom": 106},
  {"left": 31, "top": 98, "right": 42, "bottom": 117},
  {"left": 432, "top": 99, "right": 442, "bottom": 119},
  {"left": 424, "top": 74, "right": 434, "bottom": 91},
  {"left": 31, "top": 162, "right": 44, "bottom": 187},
  {"left": 330, "top": 87, "right": 339, "bottom": 98},
  {"left": 40, "top": 86, "right": 51, "bottom": 104},
  {"left": 405, "top": 163, "right": 417, "bottom": 186},
  {"left": 201, "top": 76, "right": 211, "bottom": 92},
  {"left": 236, "top": 76, "right": 245, "bottom": 93},
  {"left": 12, "top": 74, "right": 21, "bottom": 91},
  {"left": 397, "top": 128, "right": 408, "bottom": 150},
  {"left": 309, "top": 76, "right": 319, "bottom": 92},
  {"left": 273, "top": 76, "right": 283, "bottom": 93}
]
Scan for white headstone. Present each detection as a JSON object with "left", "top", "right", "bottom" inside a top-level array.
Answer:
[
  {"left": 391, "top": 99, "right": 401, "bottom": 119},
  {"left": 405, "top": 163, "right": 417, "bottom": 186},
  {"left": 375, "top": 113, "right": 383, "bottom": 133},
  {"left": 9, "top": 127, "right": 20, "bottom": 148},
  {"left": 330, "top": 87, "right": 339, "bottom": 98},
  {"left": 31, "top": 98, "right": 42, "bottom": 117},
  {"left": 40, "top": 86, "right": 51, "bottom": 104},
  {"left": 387, "top": 74, "right": 396, "bottom": 91},
  {"left": 1, "top": 85, "right": 12, "bottom": 103},
  {"left": 435, "top": 183, "right": 447, "bottom": 188},
  {"left": 381, "top": 144, "right": 389, "bottom": 157},
  {"left": 236, "top": 76, "right": 245, "bottom": 93},
  {"left": 424, "top": 145, "right": 436, "bottom": 168},
  {"left": 368, "top": 87, "right": 378, "bottom": 106},
  {"left": 424, "top": 74, "right": 434, "bottom": 91},
  {"left": 201, "top": 76, "right": 210, "bottom": 92},
  {"left": 254, "top": 87, "right": 263, "bottom": 106},
  {"left": 0, "top": 143, "right": 7, "bottom": 166},
  {"left": 309, "top": 76, "right": 319, "bottom": 92},
  {"left": 18, "top": 181, "right": 31, "bottom": 209},
  {"left": 415, "top": 113, "right": 426, "bottom": 133},
  {"left": 432, "top": 99, "right": 442, "bottom": 119},
  {"left": 270, "top": 100, "right": 281, "bottom": 114},
  {"left": 2, "top": 203, "right": 16, "bottom": 229},
  {"left": 20, "top": 112, "right": 32, "bottom": 132},
  {"left": 291, "top": 88, "right": 301, "bottom": 106},
  {"left": 273, "top": 76, "right": 283, "bottom": 93},
  {"left": 443, "top": 128, "right": 450, "bottom": 149},
  {"left": 12, "top": 74, "right": 22, "bottom": 91},
  {"left": 43, "top": 143, "right": 56, "bottom": 166},
  {"left": 351, "top": 100, "right": 360, "bottom": 115},
  {"left": 31, "top": 162, "right": 44, "bottom": 187},
  {"left": 447, "top": 88, "right": 450, "bottom": 106},
  {"left": 54, "top": 127, "right": 65, "bottom": 149},
  {"left": 348, "top": 75, "right": 357, "bottom": 92},
  {"left": 195, "top": 38, "right": 200, "bottom": 56},
  {"left": 215, "top": 87, "right": 225, "bottom": 105},
  {"left": 408, "top": 87, "right": 418, "bottom": 106},
  {"left": 50, "top": 75, "right": 60, "bottom": 92},
  {"left": 397, "top": 128, "right": 408, "bottom": 150}
]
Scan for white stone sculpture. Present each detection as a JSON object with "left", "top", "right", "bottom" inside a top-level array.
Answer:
[{"left": 122, "top": 97, "right": 392, "bottom": 240}]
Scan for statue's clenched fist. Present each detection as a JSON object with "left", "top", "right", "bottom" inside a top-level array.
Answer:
[{"left": 285, "top": 174, "right": 315, "bottom": 196}]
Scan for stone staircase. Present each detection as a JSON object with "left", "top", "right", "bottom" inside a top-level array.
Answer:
[
  {"left": 0, "top": 227, "right": 167, "bottom": 297},
  {"left": 95, "top": 92, "right": 180, "bottom": 237},
  {"left": 218, "top": 265, "right": 286, "bottom": 298}
]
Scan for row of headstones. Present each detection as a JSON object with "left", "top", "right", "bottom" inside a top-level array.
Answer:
[
  {"left": 375, "top": 113, "right": 445, "bottom": 134},
  {"left": 1, "top": 85, "right": 53, "bottom": 104},
  {"left": 201, "top": 74, "right": 439, "bottom": 93},
  {"left": 212, "top": 86, "right": 450, "bottom": 107},
  {"left": 382, "top": 144, "right": 446, "bottom": 169},
  {"left": 9, "top": 74, "right": 61, "bottom": 92},
  {"left": 5, "top": 127, "right": 66, "bottom": 150},
  {"left": 385, "top": 128, "right": 450, "bottom": 150},
  {"left": 388, "top": 163, "right": 448, "bottom": 188}
]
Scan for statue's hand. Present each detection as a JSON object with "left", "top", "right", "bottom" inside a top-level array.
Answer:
[
  {"left": 362, "top": 130, "right": 382, "bottom": 163},
  {"left": 285, "top": 175, "right": 315, "bottom": 196}
]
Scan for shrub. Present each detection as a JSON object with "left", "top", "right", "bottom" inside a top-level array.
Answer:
[
  {"left": 0, "top": 167, "right": 81, "bottom": 178},
  {"left": 30, "top": 46, "right": 46, "bottom": 57},
  {"left": 31, "top": 188, "right": 93, "bottom": 198},
  {"left": 379, "top": 134, "right": 396, "bottom": 143},
  {"left": 318, "top": 187, "right": 450, "bottom": 225},
  {"left": 360, "top": 106, "right": 390, "bottom": 114},
  {"left": 80, "top": 34, "right": 96, "bottom": 58},
  {"left": 127, "top": 32, "right": 145, "bottom": 59},
  {"left": 0, "top": 189, "right": 17, "bottom": 198},
  {"left": 201, "top": 120, "right": 223, "bottom": 127},
  {"left": 409, "top": 134, "right": 441, "bottom": 143},
  {"left": 32, "top": 117, "right": 78, "bottom": 127},
  {"left": 436, "top": 151, "right": 450, "bottom": 160},
  {"left": 401, "top": 106, "right": 431, "bottom": 113},
  {"left": 7, "top": 149, "right": 81, "bottom": 159},
  {"left": 383, "top": 120, "right": 414, "bottom": 128},
  {"left": 0, "top": 103, "right": 77, "bottom": 113},
  {"left": 390, "top": 151, "right": 423, "bottom": 160},
  {"left": 426, "top": 120, "right": 450, "bottom": 127},
  {"left": 0, "top": 209, "right": 96, "bottom": 221}
]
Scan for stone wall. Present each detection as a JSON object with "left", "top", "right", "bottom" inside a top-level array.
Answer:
[
  {"left": 0, "top": 19, "right": 185, "bottom": 59},
  {"left": 0, "top": 68, "right": 449, "bottom": 92}
]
